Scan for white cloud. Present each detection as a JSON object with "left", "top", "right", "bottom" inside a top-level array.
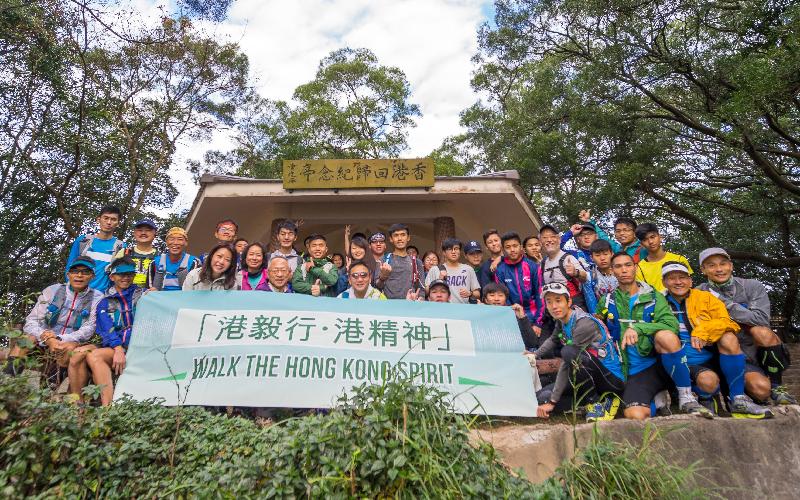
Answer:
[{"left": 132, "top": 0, "right": 490, "bottom": 211}]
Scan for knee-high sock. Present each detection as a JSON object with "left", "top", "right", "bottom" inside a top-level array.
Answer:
[
  {"left": 719, "top": 353, "right": 746, "bottom": 399},
  {"left": 661, "top": 351, "right": 691, "bottom": 388}
]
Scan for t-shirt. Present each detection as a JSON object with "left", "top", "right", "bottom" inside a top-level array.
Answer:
[
  {"left": 379, "top": 253, "right": 424, "bottom": 299},
  {"left": 66, "top": 235, "right": 125, "bottom": 292},
  {"left": 425, "top": 264, "right": 481, "bottom": 304},
  {"left": 636, "top": 252, "right": 693, "bottom": 292},
  {"left": 542, "top": 250, "right": 585, "bottom": 285},
  {"left": 593, "top": 269, "right": 618, "bottom": 298},
  {"left": 115, "top": 247, "right": 157, "bottom": 287}
]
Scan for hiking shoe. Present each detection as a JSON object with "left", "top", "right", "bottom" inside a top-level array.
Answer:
[
  {"left": 679, "top": 399, "right": 713, "bottom": 419},
  {"left": 699, "top": 397, "right": 718, "bottom": 417},
  {"left": 585, "top": 396, "right": 621, "bottom": 422},
  {"left": 771, "top": 386, "right": 797, "bottom": 405},
  {"left": 730, "top": 395, "right": 774, "bottom": 419},
  {"left": 654, "top": 390, "right": 672, "bottom": 416}
]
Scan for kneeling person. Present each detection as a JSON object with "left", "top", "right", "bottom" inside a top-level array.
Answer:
[
  {"left": 534, "top": 283, "right": 625, "bottom": 421},
  {"left": 338, "top": 260, "right": 386, "bottom": 299},
  {"left": 4, "top": 256, "right": 103, "bottom": 376},
  {"left": 663, "top": 262, "right": 771, "bottom": 418},
  {"left": 697, "top": 248, "right": 795, "bottom": 405}
]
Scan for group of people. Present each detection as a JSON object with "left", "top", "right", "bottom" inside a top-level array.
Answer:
[{"left": 3, "top": 206, "right": 795, "bottom": 421}]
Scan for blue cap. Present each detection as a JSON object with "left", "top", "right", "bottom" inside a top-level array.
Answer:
[
  {"left": 110, "top": 263, "right": 137, "bottom": 275},
  {"left": 68, "top": 256, "right": 96, "bottom": 272},
  {"left": 134, "top": 219, "right": 157, "bottom": 230},
  {"left": 464, "top": 240, "right": 482, "bottom": 254}
]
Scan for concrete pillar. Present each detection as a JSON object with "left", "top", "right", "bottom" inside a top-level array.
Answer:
[{"left": 433, "top": 216, "right": 455, "bottom": 256}]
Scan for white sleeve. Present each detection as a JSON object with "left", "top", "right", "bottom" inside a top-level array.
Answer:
[{"left": 22, "top": 286, "right": 57, "bottom": 340}]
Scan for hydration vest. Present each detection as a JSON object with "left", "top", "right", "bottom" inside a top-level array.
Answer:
[
  {"left": 104, "top": 287, "right": 144, "bottom": 344},
  {"left": 600, "top": 291, "right": 656, "bottom": 342},
  {"left": 383, "top": 253, "right": 424, "bottom": 291},
  {"left": 44, "top": 285, "right": 95, "bottom": 330},
  {"left": 152, "top": 253, "right": 195, "bottom": 291},
  {"left": 558, "top": 309, "right": 624, "bottom": 380},
  {"left": 78, "top": 235, "right": 124, "bottom": 261}
]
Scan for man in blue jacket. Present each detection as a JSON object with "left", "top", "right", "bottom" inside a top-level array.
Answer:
[{"left": 494, "top": 232, "right": 543, "bottom": 330}]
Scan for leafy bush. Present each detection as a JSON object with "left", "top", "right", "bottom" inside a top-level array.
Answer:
[{"left": 0, "top": 375, "right": 546, "bottom": 498}]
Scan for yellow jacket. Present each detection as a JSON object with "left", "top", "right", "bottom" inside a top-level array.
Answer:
[{"left": 685, "top": 288, "right": 740, "bottom": 342}]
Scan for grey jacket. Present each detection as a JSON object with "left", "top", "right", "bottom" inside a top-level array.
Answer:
[
  {"left": 697, "top": 277, "right": 770, "bottom": 327},
  {"left": 23, "top": 284, "right": 103, "bottom": 343},
  {"left": 182, "top": 268, "right": 243, "bottom": 291},
  {"left": 534, "top": 308, "right": 605, "bottom": 403}
]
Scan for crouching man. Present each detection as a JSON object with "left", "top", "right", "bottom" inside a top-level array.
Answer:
[
  {"left": 534, "top": 283, "right": 625, "bottom": 422},
  {"left": 3, "top": 256, "right": 103, "bottom": 376},
  {"left": 662, "top": 261, "right": 772, "bottom": 418},
  {"left": 596, "top": 252, "right": 711, "bottom": 419},
  {"left": 697, "top": 248, "right": 796, "bottom": 405}
]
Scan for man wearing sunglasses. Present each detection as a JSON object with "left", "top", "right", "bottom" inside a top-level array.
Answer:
[
  {"left": 338, "top": 260, "right": 386, "bottom": 300},
  {"left": 4, "top": 256, "right": 103, "bottom": 375}
]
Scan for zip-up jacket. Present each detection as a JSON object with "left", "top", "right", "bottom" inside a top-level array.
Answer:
[
  {"left": 596, "top": 282, "right": 678, "bottom": 376},
  {"left": 494, "top": 256, "right": 543, "bottom": 325},
  {"left": 664, "top": 288, "right": 740, "bottom": 343},
  {"left": 23, "top": 284, "right": 103, "bottom": 343},
  {"left": 292, "top": 258, "right": 339, "bottom": 296},
  {"left": 96, "top": 285, "right": 143, "bottom": 349},
  {"left": 697, "top": 277, "right": 771, "bottom": 327}
]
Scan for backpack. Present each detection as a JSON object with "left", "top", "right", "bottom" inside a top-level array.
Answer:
[
  {"left": 44, "top": 285, "right": 95, "bottom": 331},
  {"left": 551, "top": 253, "right": 583, "bottom": 296},
  {"left": 558, "top": 311, "right": 623, "bottom": 380},
  {"left": 152, "top": 253, "right": 195, "bottom": 290}
]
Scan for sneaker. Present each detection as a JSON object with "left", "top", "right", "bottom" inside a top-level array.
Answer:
[
  {"left": 771, "top": 386, "right": 798, "bottom": 405},
  {"left": 730, "top": 394, "right": 774, "bottom": 419},
  {"left": 586, "top": 396, "right": 621, "bottom": 422},
  {"left": 698, "top": 397, "right": 718, "bottom": 416},
  {"left": 654, "top": 390, "right": 672, "bottom": 416},
  {"left": 679, "top": 398, "right": 714, "bottom": 419}
]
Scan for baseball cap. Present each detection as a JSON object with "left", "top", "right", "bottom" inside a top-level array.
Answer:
[
  {"left": 541, "top": 282, "right": 570, "bottom": 298},
  {"left": 661, "top": 261, "right": 691, "bottom": 277},
  {"left": 578, "top": 223, "right": 596, "bottom": 234},
  {"left": 110, "top": 262, "right": 137, "bottom": 275},
  {"left": 464, "top": 240, "right": 482, "bottom": 254},
  {"left": 539, "top": 224, "right": 559, "bottom": 235},
  {"left": 134, "top": 218, "right": 157, "bottom": 230},
  {"left": 67, "top": 256, "right": 96, "bottom": 272},
  {"left": 428, "top": 279, "right": 450, "bottom": 293},
  {"left": 699, "top": 247, "right": 730, "bottom": 267},
  {"left": 368, "top": 232, "right": 386, "bottom": 243}
]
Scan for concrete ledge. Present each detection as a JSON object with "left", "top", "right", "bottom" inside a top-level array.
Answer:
[{"left": 475, "top": 406, "right": 800, "bottom": 499}]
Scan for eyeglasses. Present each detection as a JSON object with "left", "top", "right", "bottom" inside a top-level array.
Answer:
[
  {"left": 349, "top": 272, "right": 370, "bottom": 279},
  {"left": 68, "top": 268, "right": 93, "bottom": 276},
  {"left": 217, "top": 225, "right": 237, "bottom": 233}
]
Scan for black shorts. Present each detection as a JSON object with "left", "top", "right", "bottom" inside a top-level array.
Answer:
[
  {"left": 688, "top": 362, "right": 716, "bottom": 383},
  {"left": 745, "top": 361, "right": 765, "bottom": 376},
  {"left": 623, "top": 363, "right": 669, "bottom": 408}
]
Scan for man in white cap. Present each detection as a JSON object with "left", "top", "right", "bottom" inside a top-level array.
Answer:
[
  {"left": 696, "top": 248, "right": 796, "bottom": 405},
  {"left": 662, "top": 260, "right": 772, "bottom": 418}
]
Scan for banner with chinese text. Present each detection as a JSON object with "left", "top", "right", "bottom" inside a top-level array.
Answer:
[
  {"left": 115, "top": 291, "right": 537, "bottom": 416},
  {"left": 282, "top": 158, "right": 434, "bottom": 189}
]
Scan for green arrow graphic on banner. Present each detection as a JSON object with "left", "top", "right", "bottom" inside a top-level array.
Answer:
[
  {"left": 457, "top": 377, "right": 497, "bottom": 387},
  {"left": 152, "top": 372, "right": 187, "bottom": 382}
]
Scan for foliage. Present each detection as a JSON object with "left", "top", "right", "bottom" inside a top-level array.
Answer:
[
  {"left": 547, "top": 424, "right": 711, "bottom": 499},
  {"left": 449, "top": 0, "right": 800, "bottom": 327},
  {"left": 0, "top": 1, "right": 249, "bottom": 317},
  {"left": 198, "top": 48, "right": 421, "bottom": 180},
  {"left": 0, "top": 376, "right": 545, "bottom": 498}
]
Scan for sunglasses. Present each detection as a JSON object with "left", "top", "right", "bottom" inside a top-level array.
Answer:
[
  {"left": 349, "top": 272, "right": 370, "bottom": 279},
  {"left": 68, "top": 268, "right": 93, "bottom": 276}
]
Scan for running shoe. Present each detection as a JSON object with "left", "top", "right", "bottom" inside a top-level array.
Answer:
[
  {"left": 679, "top": 398, "right": 714, "bottom": 419},
  {"left": 770, "top": 386, "right": 798, "bottom": 405},
  {"left": 730, "top": 394, "right": 774, "bottom": 419},
  {"left": 586, "top": 396, "right": 621, "bottom": 422}
]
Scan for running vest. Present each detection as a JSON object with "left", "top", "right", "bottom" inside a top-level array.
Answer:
[
  {"left": 79, "top": 234, "right": 124, "bottom": 259},
  {"left": 123, "top": 247, "right": 157, "bottom": 286},
  {"left": 104, "top": 287, "right": 144, "bottom": 345},
  {"left": 383, "top": 253, "right": 424, "bottom": 291},
  {"left": 44, "top": 285, "right": 95, "bottom": 330},
  {"left": 601, "top": 292, "right": 656, "bottom": 342},
  {"left": 559, "top": 309, "right": 624, "bottom": 380},
  {"left": 152, "top": 253, "right": 195, "bottom": 291}
]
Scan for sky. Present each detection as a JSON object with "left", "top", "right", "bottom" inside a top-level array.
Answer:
[{"left": 135, "top": 0, "right": 495, "bottom": 210}]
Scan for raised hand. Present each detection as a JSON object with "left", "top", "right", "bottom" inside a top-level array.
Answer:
[
  {"left": 511, "top": 303, "right": 526, "bottom": 319},
  {"left": 578, "top": 209, "right": 591, "bottom": 222},
  {"left": 570, "top": 223, "right": 584, "bottom": 235}
]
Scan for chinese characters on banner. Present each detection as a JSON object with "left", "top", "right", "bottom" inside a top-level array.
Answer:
[{"left": 282, "top": 159, "right": 434, "bottom": 189}]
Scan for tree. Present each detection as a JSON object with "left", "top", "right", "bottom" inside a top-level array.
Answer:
[
  {"left": 0, "top": 0, "right": 249, "bottom": 315},
  {"left": 199, "top": 48, "right": 421, "bottom": 179},
  {"left": 453, "top": 0, "right": 800, "bottom": 328}
]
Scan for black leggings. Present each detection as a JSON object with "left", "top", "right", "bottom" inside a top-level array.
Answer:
[{"left": 560, "top": 344, "right": 625, "bottom": 405}]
